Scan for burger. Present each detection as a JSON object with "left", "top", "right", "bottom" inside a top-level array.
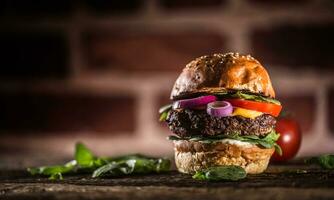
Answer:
[{"left": 159, "top": 52, "right": 282, "bottom": 174}]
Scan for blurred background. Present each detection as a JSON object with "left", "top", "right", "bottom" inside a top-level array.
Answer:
[{"left": 0, "top": 0, "right": 334, "bottom": 165}]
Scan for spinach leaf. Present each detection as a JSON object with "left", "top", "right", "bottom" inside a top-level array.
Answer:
[
  {"left": 27, "top": 143, "right": 99, "bottom": 180},
  {"left": 305, "top": 154, "right": 334, "bottom": 169},
  {"left": 168, "top": 130, "right": 282, "bottom": 155},
  {"left": 193, "top": 165, "right": 247, "bottom": 181},
  {"left": 27, "top": 160, "right": 77, "bottom": 180},
  {"left": 75, "top": 143, "right": 96, "bottom": 168},
  {"left": 28, "top": 143, "right": 171, "bottom": 180},
  {"left": 220, "top": 91, "right": 281, "bottom": 105},
  {"left": 92, "top": 161, "right": 133, "bottom": 178},
  {"left": 235, "top": 131, "right": 282, "bottom": 154},
  {"left": 241, "top": 135, "right": 260, "bottom": 140},
  {"left": 274, "top": 144, "right": 283, "bottom": 156},
  {"left": 74, "top": 143, "right": 109, "bottom": 170},
  {"left": 93, "top": 156, "right": 170, "bottom": 178},
  {"left": 159, "top": 112, "right": 168, "bottom": 122},
  {"left": 159, "top": 104, "right": 172, "bottom": 122}
]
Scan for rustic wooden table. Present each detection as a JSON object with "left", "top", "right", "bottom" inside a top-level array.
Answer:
[{"left": 0, "top": 162, "right": 333, "bottom": 200}]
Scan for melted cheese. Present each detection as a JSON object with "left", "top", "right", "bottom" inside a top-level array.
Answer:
[{"left": 232, "top": 107, "right": 263, "bottom": 119}]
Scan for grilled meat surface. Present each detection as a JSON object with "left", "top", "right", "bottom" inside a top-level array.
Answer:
[{"left": 166, "top": 109, "right": 276, "bottom": 137}]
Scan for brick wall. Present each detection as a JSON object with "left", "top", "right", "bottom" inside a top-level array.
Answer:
[{"left": 0, "top": 0, "right": 333, "bottom": 157}]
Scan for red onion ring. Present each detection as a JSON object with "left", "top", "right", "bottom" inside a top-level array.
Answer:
[
  {"left": 172, "top": 95, "right": 217, "bottom": 109},
  {"left": 207, "top": 101, "right": 233, "bottom": 117}
]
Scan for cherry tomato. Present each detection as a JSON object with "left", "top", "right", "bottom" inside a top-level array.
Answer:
[
  {"left": 271, "top": 118, "right": 302, "bottom": 162},
  {"left": 225, "top": 99, "right": 282, "bottom": 117}
]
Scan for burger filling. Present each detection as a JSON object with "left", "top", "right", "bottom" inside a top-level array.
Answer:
[
  {"left": 166, "top": 109, "right": 276, "bottom": 137},
  {"left": 160, "top": 91, "right": 283, "bottom": 155}
]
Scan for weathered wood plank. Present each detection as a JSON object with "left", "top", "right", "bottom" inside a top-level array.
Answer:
[{"left": 0, "top": 165, "right": 333, "bottom": 200}]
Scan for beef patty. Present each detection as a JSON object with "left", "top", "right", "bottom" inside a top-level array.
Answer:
[{"left": 166, "top": 109, "right": 276, "bottom": 137}]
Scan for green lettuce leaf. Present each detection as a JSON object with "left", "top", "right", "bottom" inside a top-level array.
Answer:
[
  {"left": 159, "top": 104, "right": 172, "bottom": 122},
  {"left": 220, "top": 91, "right": 281, "bottom": 105},
  {"left": 168, "top": 130, "right": 282, "bottom": 155}
]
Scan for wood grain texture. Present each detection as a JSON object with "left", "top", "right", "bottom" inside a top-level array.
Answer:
[{"left": 0, "top": 165, "right": 333, "bottom": 200}]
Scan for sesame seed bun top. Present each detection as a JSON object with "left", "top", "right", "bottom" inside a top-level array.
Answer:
[{"left": 170, "top": 52, "right": 276, "bottom": 100}]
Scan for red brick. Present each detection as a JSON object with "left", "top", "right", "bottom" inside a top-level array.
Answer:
[
  {"left": 0, "top": 92, "right": 135, "bottom": 133},
  {"left": 83, "top": 31, "right": 225, "bottom": 72},
  {"left": 83, "top": 0, "right": 143, "bottom": 15},
  {"left": 159, "top": 0, "right": 225, "bottom": 10},
  {"left": 278, "top": 95, "right": 316, "bottom": 134},
  {"left": 251, "top": 24, "right": 334, "bottom": 70},
  {"left": 328, "top": 88, "right": 334, "bottom": 134},
  {"left": 0, "top": 32, "right": 69, "bottom": 80}
]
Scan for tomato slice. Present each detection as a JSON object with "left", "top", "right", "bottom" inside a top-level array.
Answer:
[{"left": 225, "top": 99, "right": 282, "bottom": 117}]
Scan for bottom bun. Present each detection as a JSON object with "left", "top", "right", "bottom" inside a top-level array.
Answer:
[{"left": 173, "top": 139, "right": 275, "bottom": 174}]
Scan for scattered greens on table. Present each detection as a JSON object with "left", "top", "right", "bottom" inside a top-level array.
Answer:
[
  {"left": 194, "top": 155, "right": 334, "bottom": 182},
  {"left": 193, "top": 166, "right": 247, "bottom": 181},
  {"left": 28, "top": 160, "right": 77, "bottom": 180},
  {"left": 92, "top": 155, "right": 170, "bottom": 178},
  {"left": 305, "top": 154, "right": 334, "bottom": 169},
  {"left": 168, "top": 130, "right": 282, "bottom": 156},
  {"left": 27, "top": 143, "right": 171, "bottom": 180}
]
